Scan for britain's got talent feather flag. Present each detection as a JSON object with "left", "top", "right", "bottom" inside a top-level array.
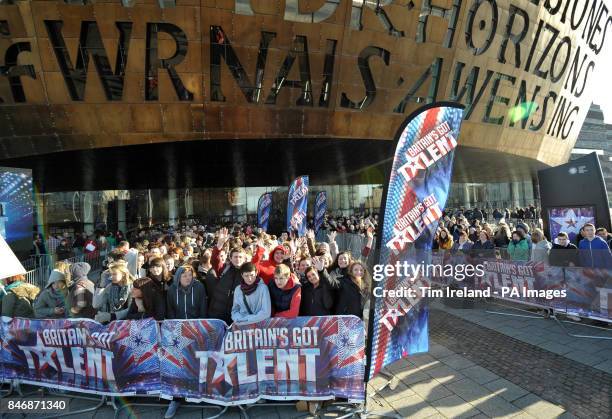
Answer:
[
  {"left": 287, "top": 176, "right": 309, "bottom": 237},
  {"left": 314, "top": 191, "right": 327, "bottom": 233},
  {"left": 367, "top": 102, "right": 465, "bottom": 379},
  {"left": 257, "top": 192, "right": 273, "bottom": 232}
]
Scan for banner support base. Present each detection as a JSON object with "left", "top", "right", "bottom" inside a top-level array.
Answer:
[{"left": 554, "top": 316, "right": 612, "bottom": 340}]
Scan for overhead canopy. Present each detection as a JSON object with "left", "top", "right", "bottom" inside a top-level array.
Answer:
[{"left": 0, "top": 140, "right": 545, "bottom": 192}]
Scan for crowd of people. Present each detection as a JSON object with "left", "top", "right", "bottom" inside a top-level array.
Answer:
[
  {"left": 8, "top": 224, "right": 378, "bottom": 417},
  {"left": 432, "top": 210, "right": 612, "bottom": 268},
  {"left": 5, "top": 205, "right": 612, "bottom": 416}
]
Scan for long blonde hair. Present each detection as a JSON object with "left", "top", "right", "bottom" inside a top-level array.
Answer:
[
  {"left": 55, "top": 261, "right": 72, "bottom": 287},
  {"left": 109, "top": 262, "right": 134, "bottom": 287}
]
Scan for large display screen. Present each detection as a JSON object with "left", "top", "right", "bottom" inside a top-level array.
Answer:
[
  {"left": 0, "top": 167, "right": 33, "bottom": 259},
  {"left": 547, "top": 206, "right": 596, "bottom": 242}
]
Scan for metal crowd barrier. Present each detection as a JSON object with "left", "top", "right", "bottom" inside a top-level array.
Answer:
[
  {"left": 23, "top": 251, "right": 107, "bottom": 289},
  {"left": 430, "top": 248, "right": 612, "bottom": 339}
]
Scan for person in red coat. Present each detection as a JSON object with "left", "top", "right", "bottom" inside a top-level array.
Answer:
[{"left": 251, "top": 242, "right": 288, "bottom": 285}]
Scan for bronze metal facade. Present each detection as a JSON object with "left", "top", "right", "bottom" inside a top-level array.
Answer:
[{"left": 0, "top": 0, "right": 609, "bottom": 179}]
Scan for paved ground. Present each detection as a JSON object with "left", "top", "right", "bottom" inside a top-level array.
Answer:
[{"left": 6, "top": 299, "right": 612, "bottom": 418}]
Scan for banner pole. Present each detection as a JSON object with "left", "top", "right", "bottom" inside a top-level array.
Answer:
[{"left": 359, "top": 126, "right": 405, "bottom": 419}]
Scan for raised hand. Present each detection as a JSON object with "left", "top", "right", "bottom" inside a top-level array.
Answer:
[
  {"left": 306, "top": 229, "right": 315, "bottom": 240},
  {"left": 313, "top": 256, "right": 325, "bottom": 271},
  {"left": 217, "top": 227, "right": 229, "bottom": 248},
  {"left": 366, "top": 226, "right": 374, "bottom": 239},
  {"left": 327, "top": 230, "right": 337, "bottom": 243}
]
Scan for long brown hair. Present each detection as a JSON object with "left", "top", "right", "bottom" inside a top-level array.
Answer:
[
  {"left": 347, "top": 261, "right": 370, "bottom": 297},
  {"left": 148, "top": 257, "right": 170, "bottom": 282},
  {"left": 133, "top": 277, "right": 157, "bottom": 315}
]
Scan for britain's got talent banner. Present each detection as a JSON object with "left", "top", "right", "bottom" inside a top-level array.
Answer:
[
  {"left": 160, "top": 316, "right": 365, "bottom": 405},
  {"left": 314, "top": 191, "right": 327, "bottom": 233},
  {"left": 368, "top": 102, "right": 465, "bottom": 379},
  {"left": 287, "top": 175, "right": 309, "bottom": 237},
  {"left": 257, "top": 192, "right": 273, "bottom": 232},
  {"left": 0, "top": 315, "right": 365, "bottom": 403},
  {"left": 428, "top": 251, "right": 612, "bottom": 323},
  {"left": 0, "top": 317, "right": 160, "bottom": 395}
]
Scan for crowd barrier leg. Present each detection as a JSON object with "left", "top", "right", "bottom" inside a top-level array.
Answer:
[
  {"left": 241, "top": 402, "right": 301, "bottom": 419},
  {"left": 554, "top": 316, "right": 612, "bottom": 341},
  {"left": 0, "top": 382, "right": 13, "bottom": 398},
  {"left": 484, "top": 300, "right": 552, "bottom": 320},
  {"left": 110, "top": 396, "right": 227, "bottom": 419},
  {"left": 324, "top": 399, "right": 402, "bottom": 419}
]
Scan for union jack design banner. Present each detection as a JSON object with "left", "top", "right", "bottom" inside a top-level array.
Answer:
[
  {"left": 287, "top": 175, "right": 309, "bottom": 237},
  {"left": 0, "top": 317, "right": 160, "bottom": 395},
  {"left": 160, "top": 316, "right": 365, "bottom": 405},
  {"left": 368, "top": 103, "right": 465, "bottom": 379},
  {"left": 0, "top": 316, "right": 365, "bottom": 402}
]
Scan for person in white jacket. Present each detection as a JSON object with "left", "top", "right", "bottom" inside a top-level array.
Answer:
[
  {"left": 531, "top": 229, "right": 552, "bottom": 264},
  {"left": 231, "top": 262, "right": 271, "bottom": 324}
]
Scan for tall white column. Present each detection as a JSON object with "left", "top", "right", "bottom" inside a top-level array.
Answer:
[
  {"left": 168, "top": 189, "right": 178, "bottom": 226},
  {"left": 185, "top": 189, "right": 194, "bottom": 219},
  {"left": 117, "top": 199, "right": 127, "bottom": 234},
  {"left": 82, "top": 192, "right": 94, "bottom": 235}
]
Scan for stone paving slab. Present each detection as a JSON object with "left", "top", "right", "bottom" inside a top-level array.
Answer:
[{"left": 430, "top": 306, "right": 611, "bottom": 418}]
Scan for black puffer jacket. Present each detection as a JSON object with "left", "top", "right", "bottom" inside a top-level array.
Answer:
[
  {"left": 207, "top": 263, "right": 242, "bottom": 324},
  {"left": 300, "top": 269, "right": 335, "bottom": 316},
  {"left": 334, "top": 276, "right": 364, "bottom": 319}
]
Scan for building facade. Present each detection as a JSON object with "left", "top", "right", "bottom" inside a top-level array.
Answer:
[
  {"left": 570, "top": 103, "right": 612, "bottom": 207},
  {"left": 0, "top": 0, "right": 610, "bottom": 232}
]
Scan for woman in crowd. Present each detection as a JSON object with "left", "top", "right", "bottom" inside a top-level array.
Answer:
[
  {"left": 508, "top": 230, "right": 530, "bottom": 261},
  {"left": 93, "top": 262, "right": 134, "bottom": 323},
  {"left": 334, "top": 261, "right": 369, "bottom": 319},
  {"left": 531, "top": 228, "right": 552, "bottom": 264},
  {"left": 471, "top": 230, "right": 495, "bottom": 258},
  {"left": 300, "top": 257, "right": 335, "bottom": 316},
  {"left": 231, "top": 262, "right": 271, "bottom": 324},
  {"left": 68, "top": 262, "right": 95, "bottom": 319},
  {"left": 268, "top": 264, "right": 301, "bottom": 319},
  {"left": 34, "top": 269, "right": 69, "bottom": 319},
  {"left": 166, "top": 265, "right": 207, "bottom": 320},
  {"left": 436, "top": 227, "right": 454, "bottom": 250},
  {"left": 146, "top": 256, "right": 171, "bottom": 294},
  {"left": 1, "top": 275, "right": 40, "bottom": 318},
  {"left": 451, "top": 231, "right": 473, "bottom": 254},
  {"left": 126, "top": 277, "right": 166, "bottom": 320},
  {"left": 328, "top": 251, "right": 352, "bottom": 285},
  {"left": 493, "top": 223, "right": 511, "bottom": 248}
]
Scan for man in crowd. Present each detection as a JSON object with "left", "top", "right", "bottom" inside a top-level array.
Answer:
[
  {"left": 578, "top": 224, "right": 612, "bottom": 268},
  {"left": 549, "top": 232, "right": 579, "bottom": 267}
]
